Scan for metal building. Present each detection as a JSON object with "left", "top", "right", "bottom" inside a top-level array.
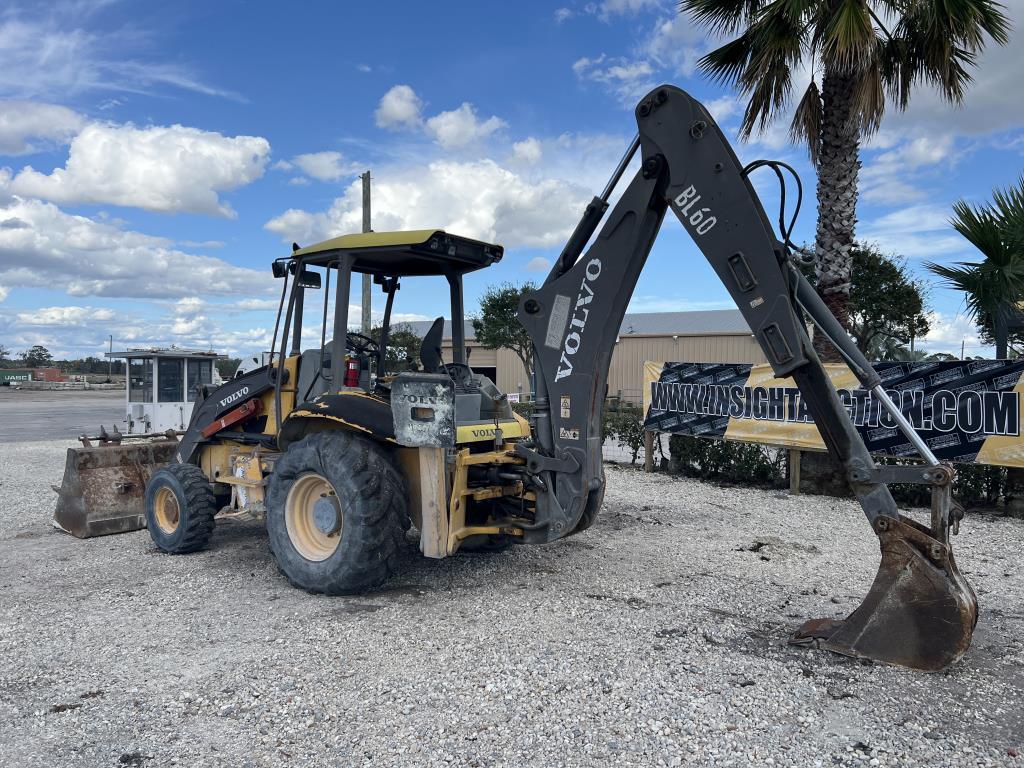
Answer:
[{"left": 407, "top": 309, "right": 767, "bottom": 403}]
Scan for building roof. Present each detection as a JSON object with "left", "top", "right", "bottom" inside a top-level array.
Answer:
[
  {"left": 403, "top": 309, "right": 751, "bottom": 341},
  {"left": 106, "top": 346, "right": 226, "bottom": 360}
]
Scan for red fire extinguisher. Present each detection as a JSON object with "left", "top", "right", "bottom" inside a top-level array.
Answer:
[{"left": 343, "top": 357, "right": 360, "bottom": 388}]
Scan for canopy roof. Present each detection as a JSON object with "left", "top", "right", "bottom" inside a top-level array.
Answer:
[{"left": 289, "top": 229, "right": 503, "bottom": 277}]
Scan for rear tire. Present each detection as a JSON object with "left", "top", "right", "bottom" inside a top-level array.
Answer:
[
  {"left": 145, "top": 463, "right": 217, "bottom": 553},
  {"left": 266, "top": 431, "right": 410, "bottom": 595}
]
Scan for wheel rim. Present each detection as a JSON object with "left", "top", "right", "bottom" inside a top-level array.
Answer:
[
  {"left": 285, "top": 473, "right": 343, "bottom": 562},
  {"left": 153, "top": 486, "right": 180, "bottom": 534}
]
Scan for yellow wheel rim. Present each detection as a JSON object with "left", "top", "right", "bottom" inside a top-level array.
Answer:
[
  {"left": 285, "top": 473, "right": 342, "bottom": 562},
  {"left": 153, "top": 486, "right": 180, "bottom": 534}
]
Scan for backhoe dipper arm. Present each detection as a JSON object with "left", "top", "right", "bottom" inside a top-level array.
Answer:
[{"left": 516, "top": 85, "right": 977, "bottom": 671}]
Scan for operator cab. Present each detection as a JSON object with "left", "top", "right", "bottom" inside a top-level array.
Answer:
[{"left": 269, "top": 229, "right": 515, "bottom": 439}]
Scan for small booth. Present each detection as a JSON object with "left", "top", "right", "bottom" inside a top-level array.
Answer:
[{"left": 107, "top": 347, "right": 225, "bottom": 434}]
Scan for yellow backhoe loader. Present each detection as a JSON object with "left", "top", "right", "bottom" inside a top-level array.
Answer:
[{"left": 54, "top": 85, "right": 977, "bottom": 672}]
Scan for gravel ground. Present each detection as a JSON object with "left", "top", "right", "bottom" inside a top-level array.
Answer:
[{"left": 1, "top": 440, "right": 1022, "bottom": 767}]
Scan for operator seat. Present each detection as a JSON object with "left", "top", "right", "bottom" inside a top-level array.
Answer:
[{"left": 420, "top": 316, "right": 445, "bottom": 373}]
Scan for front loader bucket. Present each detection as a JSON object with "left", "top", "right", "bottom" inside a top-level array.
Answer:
[
  {"left": 53, "top": 442, "right": 178, "bottom": 538},
  {"left": 791, "top": 515, "right": 978, "bottom": 672}
]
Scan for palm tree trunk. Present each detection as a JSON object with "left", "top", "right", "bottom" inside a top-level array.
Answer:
[
  {"left": 995, "top": 307, "right": 1008, "bottom": 359},
  {"left": 813, "top": 70, "right": 861, "bottom": 363}
]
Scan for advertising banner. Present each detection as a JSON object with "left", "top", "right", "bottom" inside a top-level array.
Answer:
[{"left": 643, "top": 359, "right": 1024, "bottom": 468}]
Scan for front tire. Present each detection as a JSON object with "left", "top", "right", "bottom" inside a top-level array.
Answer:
[
  {"left": 145, "top": 463, "right": 218, "bottom": 553},
  {"left": 266, "top": 431, "right": 410, "bottom": 595}
]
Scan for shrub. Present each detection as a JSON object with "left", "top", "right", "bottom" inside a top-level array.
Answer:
[{"left": 667, "top": 434, "right": 785, "bottom": 487}]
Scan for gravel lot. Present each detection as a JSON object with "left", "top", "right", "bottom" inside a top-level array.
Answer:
[{"left": 1, "top": 440, "right": 1022, "bottom": 767}]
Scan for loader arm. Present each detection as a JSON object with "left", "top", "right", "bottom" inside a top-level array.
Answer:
[{"left": 515, "top": 85, "right": 977, "bottom": 671}]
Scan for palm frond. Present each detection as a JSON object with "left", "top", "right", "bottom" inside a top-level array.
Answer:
[
  {"left": 818, "top": 0, "right": 878, "bottom": 73},
  {"left": 678, "top": 0, "right": 769, "bottom": 35},
  {"left": 852, "top": 42, "right": 886, "bottom": 134},
  {"left": 892, "top": 0, "right": 1009, "bottom": 104},
  {"left": 950, "top": 199, "right": 1006, "bottom": 260},
  {"left": 789, "top": 80, "right": 822, "bottom": 162},
  {"left": 991, "top": 175, "right": 1024, "bottom": 251}
]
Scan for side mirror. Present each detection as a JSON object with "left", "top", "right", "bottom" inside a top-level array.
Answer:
[
  {"left": 297, "top": 270, "right": 321, "bottom": 289},
  {"left": 272, "top": 260, "right": 288, "bottom": 278}
]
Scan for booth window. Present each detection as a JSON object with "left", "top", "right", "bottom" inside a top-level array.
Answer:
[
  {"left": 157, "top": 358, "right": 184, "bottom": 402},
  {"left": 128, "top": 358, "right": 153, "bottom": 403},
  {"left": 187, "top": 359, "right": 213, "bottom": 402}
]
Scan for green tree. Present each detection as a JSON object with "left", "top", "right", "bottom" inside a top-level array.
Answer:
[
  {"left": 926, "top": 177, "right": 1024, "bottom": 359},
  {"left": 0, "top": 344, "right": 9, "bottom": 367},
  {"left": 20, "top": 345, "right": 54, "bottom": 367},
  {"left": 471, "top": 282, "right": 536, "bottom": 380},
  {"left": 682, "top": 0, "right": 1009, "bottom": 360},
  {"left": 849, "top": 244, "right": 929, "bottom": 358},
  {"left": 369, "top": 323, "right": 422, "bottom": 373},
  {"left": 215, "top": 358, "right": 242, "bottom": 379}
]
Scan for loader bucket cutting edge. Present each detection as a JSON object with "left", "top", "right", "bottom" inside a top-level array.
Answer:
[
  {"left": 53, "top": 442, "right": 178, "bottom": 538},
  {"left": 790, "top": 515, "right": 978, "bottom": 672}
]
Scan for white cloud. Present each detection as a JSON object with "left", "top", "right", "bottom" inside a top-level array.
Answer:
[
  {"left": 375, "top": 85, "right": 423, "bottom": 130},
  {"left": 917, "top": 311, "right": 988, "bottom": 356},
  {"left": 425, "top": 103, "right": 506, "bottom": 149},
  {"left": 265, "top": 158, "right": 592, "bottom": 250},
  {"left": 554, "top": 7, "right": 573, "bottom": 23},
  {"left": 858, "top": 204, "right": 967, "bottom": 260},
  {"left": 704, "top": 95, "right": 741, "bottom": 124},
  {"left": 10, "top": 122, "right": 270, "bottom": 216},
  {"left": 0, "top": 196, "right": 271, "bottom": 299},
  {"left": 0, "top": 15, "right": 237, "bottom": 101},
  {"left": 645, "top": 15, "right": 707, "bottom": 78},
  {"left": 356, "top": 63, "right": 372, "bottom": 73},
  {"left": 17, "top": 305, "right": 116, "bottom": 326},
  {"left": 572, "top": 54, "right": 656, "bottom": 105},
  {"left": 291, "top": 151, "right": 359, "bottom": 182},
  {"left": 591, "top": 0, "right": 662, "bottom": 20},
  {"left": 524, "top": 256, "right": 551, "bottom": 272},
  {"left": 861, "top": 133, "right": 956, "bottom": 205},
  {"left": 512, "top": 137, "right": 543, "bottom": 164},
  {"left": 0, "top": 100, "right": 85, "bottom": 155},
  {"left": 0, "top": 285, "right": 8, "bottom": 302},
  {"left": 178, "top": 239, "right": 225, "bottom": 249}
]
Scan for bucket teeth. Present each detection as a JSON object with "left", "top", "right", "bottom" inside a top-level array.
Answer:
[
  {"left": 53, "top": 442, "right": 177, "bottom": 538},
  {"left": 790, "top": 515, "right": 978, "bottom": 672}
]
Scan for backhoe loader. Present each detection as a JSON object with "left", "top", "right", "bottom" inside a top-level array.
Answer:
[{"left": 54, "top": 84, "right": 977, "bottom": 672}]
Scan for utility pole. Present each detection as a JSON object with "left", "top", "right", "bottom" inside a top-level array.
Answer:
[
  {"left": 361, "top": 171, "right": 372, "bottom": 334},
  {"left": 107, "top": 334, "right": 113, "bottom": 382},
  {"left": 961, "top": 339, "right": 966, "bottom": 360}
]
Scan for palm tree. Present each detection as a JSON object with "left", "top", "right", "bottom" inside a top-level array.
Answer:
[
  {"left": 680, "top": 0, "right": 1009, "bottom": 360},
  {"left": 926, "top": 177, "right": 1024, "bottom": 359}
]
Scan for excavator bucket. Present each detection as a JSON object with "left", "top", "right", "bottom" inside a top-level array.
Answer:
[
  {"left": 53, "top": 442, "right": 177, "bottom": 538},
  {"left": 791, "top": 515, "right": 978, "bottom": 671}
]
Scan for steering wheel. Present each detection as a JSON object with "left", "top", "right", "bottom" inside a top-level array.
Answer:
[
  {"left": 444, "top": 362, "right": 474, "bottom": 389},
  {"left": 346, "top": 332, "right": 380, "bottom": 359}
]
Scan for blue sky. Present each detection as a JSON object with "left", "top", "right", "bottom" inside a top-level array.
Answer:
[{"left": 1, "top": 0, "right": 1022, "bottom": 359}]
